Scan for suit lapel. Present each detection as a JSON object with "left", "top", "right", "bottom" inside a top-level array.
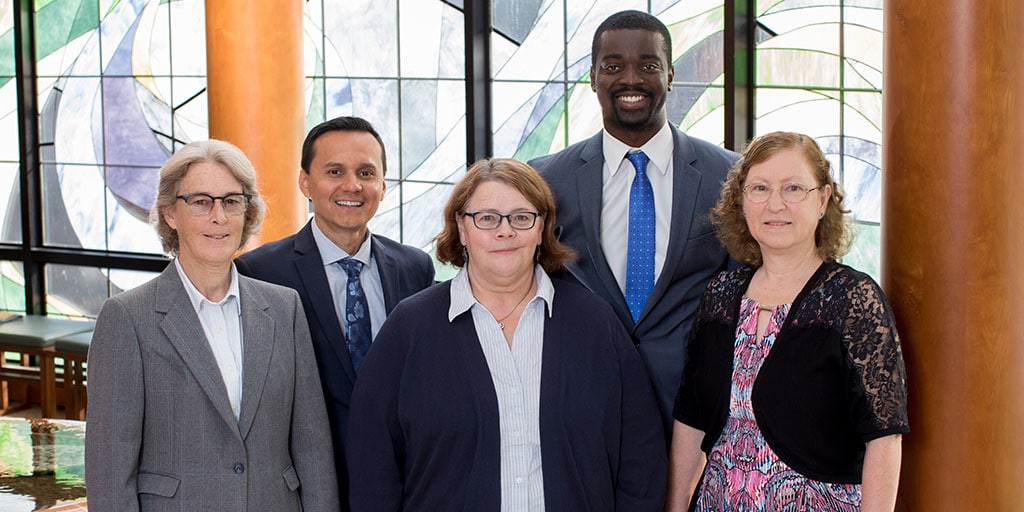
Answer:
[
  {"left": 572, "top": 134, "right": 632, "bottom": 322},
  {"left": 371, "top": 236, "right": 400, "bottom": 313},
  {"left": 155, "top": 266, "right": 241, "bottom": 438},
  {"left": 293, "top": 223, "right": 358, "bottom": 384},
  {"left": 236, "top": 276, "right": 273, "bottom": 440},
  {"left": 640, "top": 128, "right": 702, "bottom": 324}
]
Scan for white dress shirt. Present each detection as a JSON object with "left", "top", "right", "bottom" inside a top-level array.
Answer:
[
  {"left": 310, "top": 218, "right": 387, "bottom": 340},
  {"left": 175, "top": 259, "right": 244, "bottom": 420},
  {"left": 600, "top": 122, "right": 675, "bottom": 294},
  {"left": 448, "top": 265, "right": 555, "bottom": 512}
]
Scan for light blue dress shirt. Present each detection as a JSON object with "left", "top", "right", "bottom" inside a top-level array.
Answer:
[
  {"left": 449, "top": 265, "right": 555, "bottom": 512},
  {"left": 310, "top": 218, "right": 387, "bottom": 340}
]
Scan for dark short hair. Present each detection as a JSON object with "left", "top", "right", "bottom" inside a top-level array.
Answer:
[
  {"left": 591, "top": 10, "right": 673, "bottom": 67},
  {"left": 712, "top": 131, "right": 852, "bottom": 266},
  {"left": 151, "top": 139, "right": 266, "bottom": 256},
  {"left": 434, "top": 158, "right": 576, "bottom": 274},
  {"left": 300, "top": 116, "right": 388, "bottom": 175}
]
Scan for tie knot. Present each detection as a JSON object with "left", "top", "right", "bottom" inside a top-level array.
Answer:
[
  {"left": 626, "top": 150, "right": 650, "bottom": 174},
  {"left": 338, "top": 258, "right": 362, "bottom": 278}
]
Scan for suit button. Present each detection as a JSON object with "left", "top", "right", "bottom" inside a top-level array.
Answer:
[{"left": 234, "top": 463, "right": 245, "bottom": 474}]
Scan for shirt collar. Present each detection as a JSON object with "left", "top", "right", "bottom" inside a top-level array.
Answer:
[
  {"left": 448, "top": 265, "right": 556, "bottom": 323},
  {"left": 310, "top": 217, "right": 374, "bottom": 266},
  {"left": 174, "top": 258, "right": 241, "bottom": 312},
  {"left": 601, "top": 122, "right": 674, "bottom": 178}
]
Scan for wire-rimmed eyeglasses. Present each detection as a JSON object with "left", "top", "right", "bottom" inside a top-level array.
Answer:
[
  {"left": 743, "top": 183, "right": 822, "bottom": 204},
  {"left": 462, "top": 211, "right": 541, "bottom": 230},
  {"left": 176, "top": 193, "right": 251, "bottom": 216}
]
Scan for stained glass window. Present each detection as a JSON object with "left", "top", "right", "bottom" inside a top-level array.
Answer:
[
  {"left": 4, "top": 0, "right": 887, "bottom": 315},
  {"left": 754, "top": 0, "right": 883, "bottom": 278}
]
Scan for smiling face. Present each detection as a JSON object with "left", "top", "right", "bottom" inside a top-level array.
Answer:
[
  {"left": 299, "top": 130, "right": 387, "bottom": 254},
  {"left": 163, "top": 161, "right": 247, "bottom": 271},
  {"left": 743, "top": 148, "right": 832, "bottom": 260},
  {"left": 591, "top": 28, "right": 674, "bottom": 147},
  {"left": 457, "top": 180, "right": 543, "bottom": 285}
]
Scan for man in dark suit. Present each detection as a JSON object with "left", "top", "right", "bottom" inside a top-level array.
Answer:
[
  {"left": 235, "top": 116, "right": 434, "bottom": 508},
  {"left": 529, "top": 11, "right": 738, "bottom": 433}
]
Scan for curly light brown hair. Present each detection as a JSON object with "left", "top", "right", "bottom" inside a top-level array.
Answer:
[
  {"left": 151, "top": 140, "right": 266, "bottom": 256},
  {"left": 434, "top": 158, "right": 576, "bottom": 274},
  {"left": 712, "top": 131, "right": 852, "bottom": 266}
]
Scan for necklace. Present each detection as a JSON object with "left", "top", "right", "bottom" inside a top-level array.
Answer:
[{"left": 495, "top": 279, "right": 535, "bottom": 330}]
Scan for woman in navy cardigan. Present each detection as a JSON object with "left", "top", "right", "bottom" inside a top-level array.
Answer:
[{"left": 347, "top": 158, "right": 666, "bottom": 511}]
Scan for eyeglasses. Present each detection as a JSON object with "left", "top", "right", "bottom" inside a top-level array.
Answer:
[
  {"left": 743, "top": 183, "right": 821, "bottom": 204},
  {"left": 176, "top": 193, "right": 251, "bottom": 216},
  {"left": 462, "top": 211, "right": 541, "bottom": 230}
]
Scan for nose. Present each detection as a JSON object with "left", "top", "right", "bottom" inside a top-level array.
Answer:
[
  {"left": 621, "top": 65, "right": 643, "bottom": 85},
  {"left": 209, "top": 199, "right": 229, "bottom": 222},
  {"left": 495, "top": 216, "right": 517, "bottom": 237},
  {"left": 765, "top": 190, "right": 787, "bottom": 212}
]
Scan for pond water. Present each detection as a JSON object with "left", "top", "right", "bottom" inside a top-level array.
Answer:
[{"left": 0, "top": 418, "right": 87, "bottom": 511}]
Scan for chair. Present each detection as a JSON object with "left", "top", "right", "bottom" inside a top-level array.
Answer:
[
  {"left": 53, "top": 331, "right": 92, "bottom": 421},
  {"left": 0, "top": 315, "right": 95, "bottom": 418}
]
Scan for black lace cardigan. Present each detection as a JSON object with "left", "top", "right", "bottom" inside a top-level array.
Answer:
[{"left": 673, "top": 261, "right": 909, "bottom": 484}]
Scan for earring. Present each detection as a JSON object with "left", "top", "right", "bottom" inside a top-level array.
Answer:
[
  {"left": 535, "top": 245, "right": 542, "bottom": 261},
  {"left": 462, "top": 245, "right": 468, "bottom": 262},
  {"left": 819, "top": 210, "right": 825, "bottom": 219}
]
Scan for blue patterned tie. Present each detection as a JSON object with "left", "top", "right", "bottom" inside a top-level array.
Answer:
[
  {"left": 625, "top": 150, "right": 654, "bottom": 323},
  {"left": 339, "top": 258, "right": 372, "bottom": 373}
]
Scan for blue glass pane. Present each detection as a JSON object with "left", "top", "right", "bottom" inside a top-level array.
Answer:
[
  {"left": 322, "top": 0, "right": 398, "bottom": 77},
  {"left": 400, "top": 79, "right": 466, "bottom": 180}
]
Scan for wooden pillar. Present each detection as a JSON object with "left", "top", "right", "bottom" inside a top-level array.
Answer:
[
  {"left": 884, "top": 1, "right": 1024, "bottom": 509},
  {"left": 205, "top": 1, "right": 306, "bottom": 247}
]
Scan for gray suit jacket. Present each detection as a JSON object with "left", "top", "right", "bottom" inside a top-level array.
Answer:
[
  {"left": 530, "top": 127, "right": 738, "bottom": 430},
  {"left": 85, "top": 264, "right": 339, "bottom": 512}
]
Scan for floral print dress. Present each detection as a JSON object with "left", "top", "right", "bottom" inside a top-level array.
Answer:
[{"left": 694, "top": 296, "right": 862, "bottom": 511}]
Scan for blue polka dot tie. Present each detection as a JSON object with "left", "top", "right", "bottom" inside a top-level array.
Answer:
[
  {"left": 625, "top": 150, "right": 654, "bottom": 323},
  {"left": 339, "top": 258, "right": 372, "bottom": 373}
]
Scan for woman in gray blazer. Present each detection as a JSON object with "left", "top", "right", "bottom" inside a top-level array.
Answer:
[{"left": 85, "top": 140, "right": 339, "bottom": 511}]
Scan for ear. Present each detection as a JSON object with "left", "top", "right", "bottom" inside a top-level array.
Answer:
[
  {"left": 298, "top": 170, "right": 310, "bottom": 199},
  {"left": 162, "top": 206, "right": 177, "bottom": 231},
  {"left": 590, "top": 66, "right": 597, "bottom": 92},
  {"left": 457, "top": 213, "right": 468, "bottom": 246},
  {"left": 667, "top": 64, "right": 675, "bottom": 90}
]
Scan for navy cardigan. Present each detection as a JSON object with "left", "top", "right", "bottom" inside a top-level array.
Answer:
[{"left": 347, "top": 278, "right": 667, "bottom": 511}]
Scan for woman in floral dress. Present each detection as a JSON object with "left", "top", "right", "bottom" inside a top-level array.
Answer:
[{"left": 665, "top": 132, "right": 908, "bottom": 511}]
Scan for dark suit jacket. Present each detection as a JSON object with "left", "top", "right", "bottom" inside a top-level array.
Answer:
[
  {"left": 234, "top": 221, "right": 434, "bottom": 507},
  {"left": 85, "top": 265, "right": 338, "bottom": 512},
  {"left": 347, "top": 279, "right": 666, "bottom": 511},
  {"left": 529, "top": 127, "right": 738, "bottom": 430}
]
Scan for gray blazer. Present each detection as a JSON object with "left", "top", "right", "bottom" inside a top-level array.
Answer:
[
  {"left": 530, "top": 127, "right": 738, "bottom": 431},
  {"left": 85, "top": 264, "right": 339, "bottom": 512}
]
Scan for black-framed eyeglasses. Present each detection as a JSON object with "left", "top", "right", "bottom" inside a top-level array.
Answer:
[
  {"left": 743, "top": 183, "right": 822, "bottom": 204},
  {"left": 176, "top": 193, "right": 252, "bottom": 216},
  {"left": 462, "top": 211, "right": 541, "bottom": 230}
]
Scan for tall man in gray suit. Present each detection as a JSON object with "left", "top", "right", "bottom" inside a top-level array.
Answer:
[
  {"left": 530, "top": 11, "right": 738, "bottom": 433},
  {"left": 236, "top": 117, "right": 434, "bottom": 508}
]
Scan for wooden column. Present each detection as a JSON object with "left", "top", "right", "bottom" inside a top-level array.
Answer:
[
  {"left": 205, "top": 1, "right": 306, "bottom": 247},
  {"left": 884, "top": 1, "right": 1024, "bottom": 509}
]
